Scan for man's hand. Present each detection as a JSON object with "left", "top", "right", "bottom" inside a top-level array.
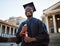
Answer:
[
  {"left": 24, "top": 37, "right": 32, "bottom": 43},
  {"left": 20, "top": 25, "right": 27, "bottom": 36},
  {"left": 24, "top": 37, "right": 37, "bottom": 43}
]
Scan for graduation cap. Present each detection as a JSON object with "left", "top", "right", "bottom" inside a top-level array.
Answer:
[{"left": 23, "top": 2, "right": 36, "bottom": 12}]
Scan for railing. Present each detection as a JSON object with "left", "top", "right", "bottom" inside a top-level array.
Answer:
[{"left": 0, "top": 33, "right": 16, "bottom": 38}]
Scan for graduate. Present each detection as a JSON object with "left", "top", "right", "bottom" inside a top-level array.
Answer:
[{"left": 16, "top": 2, "right": 49, "bottom": 46}]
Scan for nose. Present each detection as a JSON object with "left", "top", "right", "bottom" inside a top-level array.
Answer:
[
  {"left": 27, "top": 12, "right": 30, "bottom": 14},
  {"left": 26, "top": 11, "right": 31, "bottom": 15}
]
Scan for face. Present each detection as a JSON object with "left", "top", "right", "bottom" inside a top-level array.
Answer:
[{"left": 25, "top": 8, "right": 33, "bottom": 17}]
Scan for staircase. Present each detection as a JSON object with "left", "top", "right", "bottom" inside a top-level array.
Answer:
[{"left": 49, "top": 33, "right": 60, "bottom": 46}]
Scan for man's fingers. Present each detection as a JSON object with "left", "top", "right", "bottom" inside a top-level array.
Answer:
[{"left": 24, "top": 37, "right": 32, "bottom": 43}]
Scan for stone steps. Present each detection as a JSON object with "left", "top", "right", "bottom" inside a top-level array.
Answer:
[{"left": 49, "top": 33, "right": 60, "bottom": 46}]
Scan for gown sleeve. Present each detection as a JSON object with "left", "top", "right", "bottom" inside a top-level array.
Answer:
[
  {"left": 16, "top": 22, "right": 24, "bottom": 44},
  {"left": 35, "top": 20, "right": 49, "bottom": 43}
]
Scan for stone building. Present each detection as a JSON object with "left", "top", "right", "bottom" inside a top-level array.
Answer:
[
  {"left": 0, "top": 20, "right": 18, "bottom": 38},
  {"left": 42, "top": 1, "right": 60, "bottom": 34},
  {"left": 0, "top": 16, "right": 26, "bottom": 42},
  {"left": 5, "top": 16, "right": 26, "bottom": 26}
]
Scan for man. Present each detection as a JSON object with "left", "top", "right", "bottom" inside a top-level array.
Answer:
[{"left": 16, "top": 2, "right": 49, "bottom": 46}]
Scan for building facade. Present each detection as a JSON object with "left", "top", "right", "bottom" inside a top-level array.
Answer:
[
  {"left": 0, "top": 16, "right": 26, "bottom": 42},
  {"left": 0, "top": 17, "right": 27, "bottom": 46},
  {"left": 0, "top": 20, "right": 18, "bottom": 38},
  {"left": 42, "top": 1, "right": 60, "bottom": 34}
]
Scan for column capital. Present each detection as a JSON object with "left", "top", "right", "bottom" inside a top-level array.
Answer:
[
  {"left": 51, "top": 14, "right": 55, "bottom": 16},
  {"left": 43, "top": 13, "right": 48, "bottom": 16}
]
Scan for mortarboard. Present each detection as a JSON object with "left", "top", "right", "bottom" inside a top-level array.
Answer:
[{"left": 23, "top": 2, "right": 36, "bottom": 12}]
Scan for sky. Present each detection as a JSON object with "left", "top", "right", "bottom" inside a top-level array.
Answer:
[{"left": 0, "top": 0, "right": 60, "bottom": 20}]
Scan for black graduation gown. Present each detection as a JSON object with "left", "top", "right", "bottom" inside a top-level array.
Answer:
[{"left": 16, "top": 18, "right": 49, "bottom": 46}]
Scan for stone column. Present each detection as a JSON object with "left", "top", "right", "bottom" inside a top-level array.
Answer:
[
  {"left": 13, "top": 28, "right": 15, "bottom": 35},
  {"left": 0, "top": 24, "right": 2, "bottom": 36},
  {"left": 16, "top": 29, "right": 18, "bottom": 33},
  {"left": 45, "top": 15, "right": 49, "bottom": 33},
  {"left": 4, "top": 25, "right": 7, "bottom": 37},
  {"left": 52, "top": 15, "right": 57, "bottom": 33},
  {"left": 5, "top": 25, "right": 7, "bottom": 34},
  {"left": 9, "top": 27, "right": 11, "bottom": 34}
]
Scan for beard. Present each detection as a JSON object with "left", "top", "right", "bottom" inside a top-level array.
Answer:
[
  {"left": 26, "top": 15, "right": 32, "bottom": 17},
  {"left": 25, "top": 11, "right": 33, "bottom": 17}
]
